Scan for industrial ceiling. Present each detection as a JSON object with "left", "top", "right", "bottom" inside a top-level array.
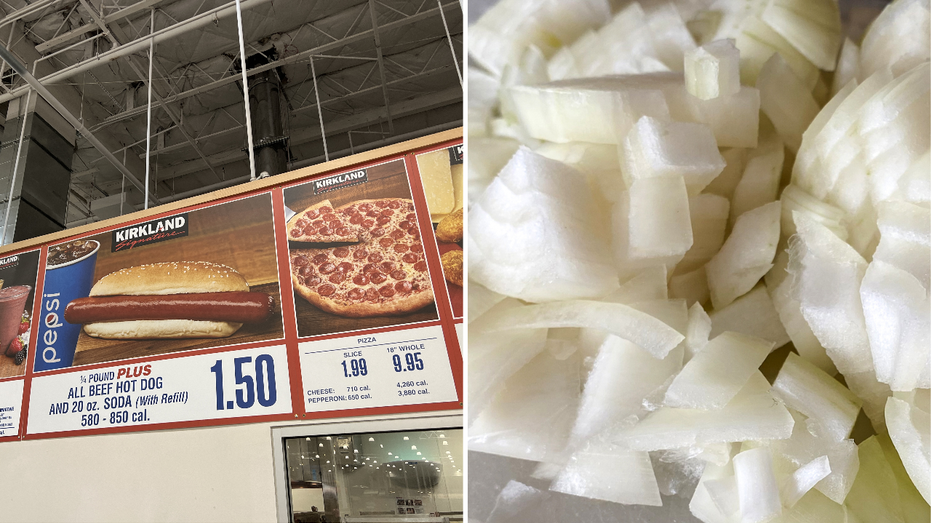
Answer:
[{"left": 0, "top": 0, "right": 463, "bottom": 238}]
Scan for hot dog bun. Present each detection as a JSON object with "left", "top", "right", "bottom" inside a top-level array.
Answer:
[
  {"left": 82, "top": 261, "right": 258, "bottom": 340},
  {"left": 84, "top": 319, "right": 242, "bottom": 339},
  {"left": 90, "top": 261, "right": 249, "bottom": 296}
]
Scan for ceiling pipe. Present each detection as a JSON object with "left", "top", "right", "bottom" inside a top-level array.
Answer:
[
  {"left": 0, "top": 43, "right": 161, "bottom": 205},
  {"left": 0, "top": 0, "right": 278, "bottom": 106}
]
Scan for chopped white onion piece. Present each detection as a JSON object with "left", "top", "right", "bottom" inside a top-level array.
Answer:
[
  {"left": 729, "top": 133, "right": 784, "bottom": 224},
  {"left": 780, "top": 456, "right": 832, "bottom": 509},
  {"left": 684, "top": 301, "right": 712, "bottom": 361},
  {"left": 684, "top": 39, "right": 741, "bottom": 100},
  {"left": 706, "top": 201, "right": 781, "bottom": 309},
  {"left": 669, "top": 266, "right": 710, "bottom": 308},
  {"left": 469, "top": 322, "right": 548, "bottom": 421},
  {"left": 872, "top": 200, "right": 931, "bottom": 292},
  {"left": 831, "top": 38, "right": 859, "bottom": 97},
  {"left": 614, "top": 372, "right": 794, "bottom": 451},
  {"left": 551, "top": 441, "right": 663, "bottom": 506},
  {"left": 858, "top": 0, "right": 931, "bottom": 79},
  {"left": 788, "top": 212, "right": 873, "bottom": 375},
  {"left": 469, "top": 351, "right": 580, "bottom": 463},
  {"left": 734, "top": 447, "right": 782, "bottom": 523},
  {"left": 734, "top": 15, "right": 819, "bottom": 89},
  {"left": 709, "top": 284, "right": 790, "bottom": 348},
  {"left": 679, "top": 193, "right": 729, "bottom": 274},
  {"left": 771, "top": 352, "right": 863, "bottom": 442},
  {"left": 620, "top": 116, "right": 726, "bottom": 194},
  {"left": 479, "top": 299, "right": 685, "bottom": 359},
  {"left": 860, "top": 260, "right": 931, "bottom": 391},
  {"left": 885, "top": 396, "right": 931, "bottom": 504},
  {"left": 665, "top": 331, "right": 774, "bottom": 410},
  {"left": 571, "top": 335, "right": 683, "bottom": 442},
  {"left": 704, "top": 147, "right": 750, "bottom": 200},
  {"left": 760, "top": 0, "right": 842, "bottom": 71},
  {"left": 844, "top": 436, "right": 910, "bottom": 522},
  {"left": 766, "top": 276, "right": 837, "bottom": 375},
  {"left": 757, "top": 53, "right": 820, "bottom": 153},
  {"left": 468, "top": 137, "right": 520, "bottom": 205},
  {"left": 469, "top": 282, "right": 506, "bottom": 324},
  {"left": 486, "top": 481, "right": 548, "bottom": 523}
]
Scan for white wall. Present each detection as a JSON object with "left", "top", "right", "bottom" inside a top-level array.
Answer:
[{"left": 0, "top": 422, "right": 280, "bottom": 523}]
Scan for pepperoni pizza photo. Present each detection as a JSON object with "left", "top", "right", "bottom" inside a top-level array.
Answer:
[{"left": 283, "top": 159, "right": 439, "bottom": 338}]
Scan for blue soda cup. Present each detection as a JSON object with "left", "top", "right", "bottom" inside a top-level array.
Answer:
[{"left": 34, "top": 239, "right": 99, "bottom": 372}]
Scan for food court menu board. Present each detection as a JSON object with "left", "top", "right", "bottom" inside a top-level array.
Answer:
[{"left": 0, "top": 135, "right": 462, "bottom": 440}]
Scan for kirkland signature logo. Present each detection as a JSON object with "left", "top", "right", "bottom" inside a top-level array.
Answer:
[
  {"left": 313, "top": 169, "right": 368, "bottom": 195},
  {"left": 112, "top": 214, "right": 188, "bottom": 252}
]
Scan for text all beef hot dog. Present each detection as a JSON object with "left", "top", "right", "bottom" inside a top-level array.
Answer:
[{"left": 67, "top": 261, "right": 275, "bottom": 340}]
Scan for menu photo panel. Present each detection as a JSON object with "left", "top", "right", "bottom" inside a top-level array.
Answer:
[
  {"left": 413, "top": 145, "right": 463, "bottom": 319},
  {"left": 282, "top": 158, "right": 440, "bottom": 338}
]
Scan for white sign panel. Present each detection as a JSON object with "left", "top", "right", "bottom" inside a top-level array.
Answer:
[
  {"left": 300, "top": 325, "right": 457, "bottom": 412},
  {"left": 26, "top": 345, "right": 291, "bottom": 435},
  {"left": 0, "top": 379, "right": 24, "bottom": 437}
]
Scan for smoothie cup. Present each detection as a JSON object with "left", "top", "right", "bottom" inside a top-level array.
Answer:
[
  {"left": 0, "top": 285, "right": 30, "bottom": 356},
  {"left": 34, "top": 239, "right": 99, "bottom": 372}
]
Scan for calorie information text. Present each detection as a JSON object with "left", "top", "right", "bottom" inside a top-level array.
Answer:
[{"left": 300, "top": 325, "right": 457, "bottom": 412}]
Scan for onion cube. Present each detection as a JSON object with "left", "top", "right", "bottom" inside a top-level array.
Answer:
[
  {"left": 734, "top": 447, "right": 782, "bottom": 523},
  {"left": 757, "top": 54, "right": 821, "bottom": 153},
  {"left": 664, "top": 331, "right": 774, "bottom": 410},
  {"left": 678, "top": 194, "right": 729, "bottom": 274},
  {"left": 780, "top": 456, "right": 832, "bottom": 509},
  {"left": 709, "top": 284, "right": 790, "bottom": 348},
  {"left": 771, "top": 352, "right": 863, "bottom": 441},
  {"left": 552, "top": 442, "right": 662, "bottom": 506},
  {"left": 684, "top": 39, "right": 741, "bottom": 100},
  {"left": 706, "top": 201, "right": 781, "bottom": 309},
  {"left": 885, "top": 396, "right": 931, "bottom": 504}
]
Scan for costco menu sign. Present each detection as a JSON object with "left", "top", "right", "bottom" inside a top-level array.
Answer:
[{"left": 0, "top": 140, "right": 462, "bottom": 440}]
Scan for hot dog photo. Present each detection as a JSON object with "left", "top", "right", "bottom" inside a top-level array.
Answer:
[
  {"left": 283, "top": 158, "right": 439, "bottom": 338},
  {"left": 34, "top": 194, "right": 284, "bottom": 371}
]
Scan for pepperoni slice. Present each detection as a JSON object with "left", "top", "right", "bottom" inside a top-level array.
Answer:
[
  {"left": 370, "top": 271, "right": 387, "bottom": 284},
  {"left": 328, "top": 272, "right": 345, "bottom": 284},
  {"left": 337, "top": 262, "right": 354, "bottom": 273},
  {"left": 318, "top": 284, "right": 335, "bottom": 296},
  {"left": 399, "top": 221, "right": 410, "bottom": 229},
  {"left": 362, "top": 263, "right": 377, "bottom": 274},
  {"left": 402, "top": 253, "right": 418, "bottom": 264},
  {"left": 408, "top": 229, "right": 419, "bottom": 239},
  {"left": 318, "top": 227, "right": 331, "bottom": 236},
  {"left": 334, "top": 247, "right": 350, "bottom": 258},
  {"left": 299, "top": 265, "right": 314, "bottom": 277},
  {"left": 388, "top": 200, "right": 401, "bottom": 209},
  {"left": 312, "top": 219, "right": 325, "bottom": 228},
  {"left": 380, "top": 209, "right": 394, "bottom": 217},
  {"left": 296, "top": 218, "right": 309, "bottom": 227},
  {"left": 306, "top": 276, "right": 322, "bottom": 287},
  {"left": 380, "top": 261, "right": 396, "bottom": 273},
  {"left": 414, "top": 261, "right": 428, "bottom": 272},
  {"left": 379, "top": 237, "right": 394, "bottom": 248},
  {"left": 367, "top": 252, "right": 383, "bottom": 263},
  {"left": 410, "top": 243, "right": 423, "bottom": 254},
  {"left": 353, "top": 248, "right": 368, "bottom": 260},
  {"left": 302, "top": 225, "right": 316, "bottom": 236},
  {"left": 353, "top": 274, "right": 369, "bottom": 285},
  {"left": 319, "top": 206, "right": 333, "bottom": 213},
  {"left": 337, "top": 227, "right": 353, "bottom": 237},
  {"left": 293, "top": 255, "right": 309, "bottom": 267},
  {"left": 404, "top": 202, "right": 415, "bottom": 212},
  {"left": 376, "top": 216, "right": 391, "bottom": 226},
  {"left": 341, "top": 207, "right": 355, "bottom": 216},
  {"left": 350, "top": 213, "right": 363, "bottom": 224},
  {"left": 312, "top": 253, "right": 329, "bottom": 264},
  {"left": 405, "top": 213, "right": 416, "bottom": 222},
  {"left": 395, "top": 281, "right": 412, "bottom": 293},
  {"left": 366, "top": 210, "right": 379, "bottom": 218},
  {"left": 376, "top": 200, "right": 388, "bottom": 208},
  {"left": 379, "top": 285, "right": 396, "bottom": 297},
  {"left": 394, "top": 243, "right": 409, "bottom": 253},
  {"left": 390, "top": 229, "right": 406, "bottom": 240},
  {"left": 348, "top": 288, "right": 365, "bottom": 301},
  {"left": 290, "top": 228, "right": 301, "bottom": 237},
  {"left": 362, "top": 219, "right": 375, "bottom": 229},
  {"left": 359, "top": 203, "right": 372, "bottom": 211},
  {"left": 365, "top": 288, "right": 379, "bottom": 301},
  {"left": 319, "top": 262, "right": 336, "bottom": 274},
  {"left": 306, "top": 210, "right": 320, "bottom": 219},
  {"left": 323, "top": 213, "right": 338, "bottom": 222},
  {"left": 391, "top": 269, "right": 407, "bottom": 280},
  {"left": 371, "top": 228, "right": 385, "bottom": 237}
]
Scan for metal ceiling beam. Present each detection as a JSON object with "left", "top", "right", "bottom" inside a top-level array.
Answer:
[
  {"left": 368, "top": 0, "right": 393, "bottom": 133},
  {"left": 153, "top": 86, "right": 461, "bottom": 181},
  {"left": 0, "top": 0, "right": 279, "bottom": 106},
  {"left": 35, "top": 0, "right": 169, "bottom": 53},
  {"left": 0, "top": 43, "right": 160, "bottom": 205},
  {"left": 88, "top": 1, "right": 461, "bottom": 131},
  {"left": 143, "top": 64, "right": 453, "bottom": 158}
]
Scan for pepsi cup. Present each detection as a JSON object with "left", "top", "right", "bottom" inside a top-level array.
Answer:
[{"left": 34, "top": 240, "right": 99, "bottom": 372}]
